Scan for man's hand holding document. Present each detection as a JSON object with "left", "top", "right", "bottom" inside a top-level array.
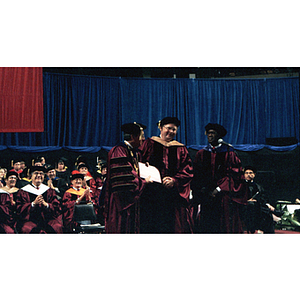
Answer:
[{"left": 138, "top": 162, "right": 161, "bottom": 183}]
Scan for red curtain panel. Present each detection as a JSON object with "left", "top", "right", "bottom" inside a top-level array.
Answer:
[{"left": 0, "top": 67, "right": 44, "bottom": 132}]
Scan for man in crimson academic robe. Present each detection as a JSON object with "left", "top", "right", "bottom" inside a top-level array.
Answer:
[
  {"left": 10, "top": 159, "right": 23, "bottom": 175},
  {"left": 77, "top": 164, "right": 98, "bottom": 203},
  {"left": 191, "top": 123, "right": 246, "bottom": 233},
  {"left": 62, "top": 171, "right": 93, "bottom": 233},
  {"left": 16, "top": 166, "right": 63, "bottom": 233},
  {"left": 104, "top": 122, "right": 149, "bottom": 233},
  {"left": 140, "top": 117, "right": 194, "bottom": 233},
  {"left": 0, "top": 171, "right": 19, "bottom": 233},
  {"left": 0, "top": 191, "right": 15, "bottom": 233}
]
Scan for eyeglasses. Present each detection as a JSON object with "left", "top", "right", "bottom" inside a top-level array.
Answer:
[
  {"left": 73, "top": 179, "right": 82, "bottom": 183},
  {"left": 32, "top": 172, "right": 45, "bottom": 176},
  {"left": 163, "top": 126, "right": 177, "bottom": 132}
]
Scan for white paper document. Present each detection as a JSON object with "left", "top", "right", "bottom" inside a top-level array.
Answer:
[
  {"left": 286, "top": 205, "right": 300, "bottom": 214},
  {"left": 138, "top": 162, "right": 162, "bottom": 183}
]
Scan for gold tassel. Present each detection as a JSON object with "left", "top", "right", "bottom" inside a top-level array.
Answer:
[{"left": 157, "top": 120, "right": 161, "bottom": 129}]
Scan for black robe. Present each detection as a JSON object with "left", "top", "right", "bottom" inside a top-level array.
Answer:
[{"left": 243, "top": 180, "right": 277, "bottom": 233}]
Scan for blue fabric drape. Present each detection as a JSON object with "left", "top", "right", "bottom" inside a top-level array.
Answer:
[
  {"left": 0, "top": 73, "right": 298, "bottom": 152},
  {"left": 265, "top": 78, "right": 300, "bottom": 139},
  {"left": 188, "top": 143, "right": 300, "bottom": 152},
  {"left": 0, "top": 73, "right": 121, "bottom": 149}
]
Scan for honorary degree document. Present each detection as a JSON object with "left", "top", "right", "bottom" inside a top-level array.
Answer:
[{"left": 138, "top": 162, "right": 162, "bottom": 183}]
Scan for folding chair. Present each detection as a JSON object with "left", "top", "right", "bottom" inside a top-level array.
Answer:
[
  {"left": 73, "top": 204, "right": 105, "bottom": 233},
  {"left": 275, "top": 201, "right": 300, "bottom": 231}
]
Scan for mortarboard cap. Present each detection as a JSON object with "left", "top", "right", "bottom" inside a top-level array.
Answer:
[
  {"left": 121, "top": 122, "right": 146, "bottom": 136},
  {"left": 205, "top": 123, "right": 227, "bottom": 137},
  {"left": 243, "top": 166, "right": 257, "bottom": 174},
  {"left": 5, "top": 171, "right": 19, "bottom": 179},
  {"left": 29, "top": 166, "right": 46, "bottom": 174},
  {"left": 158, "top": 117, "right": 181, "bottom": 128},
  {"left": 77, "top": 163, "right": 89, "bottom": 170},
  {"left": 46, "top": 165, "right": 56, "bottom": 171},
  {"left": 70, "top": 170, "right": 84, "bottom": 181},
  {"left": 58, "top": 157, "right": 68, "bottom": 163}
]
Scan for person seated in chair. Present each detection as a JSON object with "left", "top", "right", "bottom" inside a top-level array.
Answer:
[
  {"left": 15, "top": 166, "right": 63, "bottom": 233},
  {"left": 0, "top": 167, "right": 7, "bottom": 188},
  {"left": 62, "top": 171, "right": 93, "bottom": 233},
  {"left": 94, "top": 160, "right": 107, "bottom": 200},
  {"left": 242, "top": 166, "right": 282, "bottom": 233},
  {"left": 10, "top": 159, "right": 23, "bottom": 175},
  {"left": 0, "top": 171, "right": 19, "bottom": 233},
  {"left": 55, "top": 157, "right": 71, "bottom": 185},
  {"left": 44, "top": 165, "right": 68, "bottom": 201},
  {"left": 77, "top": 163, "right": 102, "bottom": 220},
  {"left": 16, "top": 167, "right": 31, "bottom": 189},
  {"left": 78, "top": 163, "right": 97, "bottom": 203}
]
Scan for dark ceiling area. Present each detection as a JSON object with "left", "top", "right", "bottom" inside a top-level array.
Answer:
[{"left": 43, "top": 67, "right": 300, "bottom": 79}]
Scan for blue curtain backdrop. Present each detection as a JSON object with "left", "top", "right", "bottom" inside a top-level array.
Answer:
[{"left": 0, "top": 73, "right": 299, "bottom": 153}]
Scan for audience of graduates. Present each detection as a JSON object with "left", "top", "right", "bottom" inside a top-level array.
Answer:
[{"left": 0, "top": 155, "right": 107, "bottom": 233}]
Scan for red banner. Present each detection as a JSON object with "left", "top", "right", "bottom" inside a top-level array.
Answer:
[{"left": 0, "top": 67, "right": 44, "bottom": 132}]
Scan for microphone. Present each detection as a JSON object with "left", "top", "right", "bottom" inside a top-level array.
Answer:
[{"left": 218, "top": 139, "right": 233, "bottom": 148}]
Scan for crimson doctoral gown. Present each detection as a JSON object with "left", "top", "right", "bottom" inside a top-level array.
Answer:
[
  {"left": 191, "top": 144, "right": 246, "bottom": 233},
  {"left": 16, "top": 184, "right": 63, "bottom": 233},
  {"left": 0, "top": 190, "right": 17, "bottom": 233},
  {"left": 61, "top": 187, "right": 91, "bottom": 232},
  {"left": 104, "top": 142, "right": 146, "bottom": 233},
  {"left": 140, "top": 137, "right": 194, "bottom": 233}
]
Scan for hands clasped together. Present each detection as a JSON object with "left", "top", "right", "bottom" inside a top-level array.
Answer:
[{"left": 33, "top": 194, "right": 48, "bottom": 207}]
